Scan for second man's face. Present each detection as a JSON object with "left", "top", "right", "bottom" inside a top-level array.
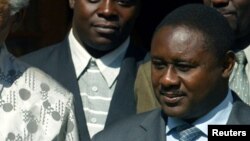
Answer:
[
  {"left": 151, "top": 26, "right": 226, "bottom": 121},
  {"left": 70, "top": 0, "right": 140, "bottom": 51}
]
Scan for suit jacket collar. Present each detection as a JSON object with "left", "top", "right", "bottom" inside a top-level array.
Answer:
[
  {"left": 227, "top": 91, "right": 250, "bottom": 124},
  {"left": 136, "top": 109, "right": 166, "bottom": 141},
  {"left": 105, "top": 40, "right": 146, "bottom": 126},
  {"left": 54, "top": 38, "right": 79, "bottom": 95}
]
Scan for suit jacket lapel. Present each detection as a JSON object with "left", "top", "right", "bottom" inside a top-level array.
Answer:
[
  {"left": 227, "top": 91, "right": 250, "bottom": 125},
  {"left": 54, "top": 39, "right": 91, "bottom": 141},
  {"left": 137, "top": 109, "right": 166, "bottom": 141},
  {"left": 52, "top": 39, "right": 79, "bottom": 94},
  {"left": 105, "top": 42, "right": 146, "bottom": 126},
  {"left": 105, "top": 46, "right": 137, "bottom": 126}
]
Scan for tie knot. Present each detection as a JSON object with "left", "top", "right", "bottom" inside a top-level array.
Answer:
[
  {"left": 235, "top": 51, "right": 247, "bottom": 65},
  {"left": 87, "top": 58, "right": 98, "bottom": 69},
  {"left": 175, "top": 124, "right": 203, "bottom": 141}
]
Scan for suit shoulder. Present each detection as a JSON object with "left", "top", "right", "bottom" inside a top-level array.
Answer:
[
  {"left": 93, "top": 109, "right": 160, "bottom": 141},
  {"left": 231, "top": 100, "right": 250, "bottom": 124},
  {"left": 20, "top": 40, "right": 66, "bottom": 64}
]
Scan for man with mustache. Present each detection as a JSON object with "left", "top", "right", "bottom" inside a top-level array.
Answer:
[
  {"left": 21, "top": 0, "right": 145, "bottom": 140},
  {"left": 0, "top": 0, "right": 79, "bottom": 140},
  {"left": 92, "top": 4, "right": 250, "bottom": 141},
  {"left": 135, "top": 0, "right": 250, "bottom": 113}
]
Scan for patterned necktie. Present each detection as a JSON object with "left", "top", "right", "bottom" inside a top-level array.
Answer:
[
  {"left": 175, "top": 124, "right": 203, "bottom": 141},
  {"left": 230, "top": 51, "right": 249, "bottom": 104}
]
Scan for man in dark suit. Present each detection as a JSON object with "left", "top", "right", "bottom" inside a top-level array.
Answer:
[
  {"left": 20, "top": 0, "right": 145, "bottom": 140},
  {"left": 92, "top": 4, "right": 250, "bottom": 141},
  {"left": 135, "top": 0, "right": 250, "bottom": 114}
]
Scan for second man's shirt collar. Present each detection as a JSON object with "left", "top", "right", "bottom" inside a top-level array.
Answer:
[{"left": 68, "top": 29, "right": 130, "bottom": 87}]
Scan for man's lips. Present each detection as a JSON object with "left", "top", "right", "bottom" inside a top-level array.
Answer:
[
  {"left": 92, "top": 23, "right": 119, "bottom": 34},
  {"left": 218, "top": 10, "right": 237, "bottom": 18},
  {"left": 159, "top": 90, "right": 184, "bottom": 96},
  {"left": 159, "top": 90, "right": 185, "bottom": 104}
]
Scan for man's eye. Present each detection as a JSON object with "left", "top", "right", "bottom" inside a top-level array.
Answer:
[
  {"left": 117, "top": 0, "right": 135, "bottom": 6},
  {"left": 88, "top": 0, "right": 100, "bottom": 3},
  {"left": 175, "top": 64, "right": 193, "bottom": 72},
  {"left": 152, "top": 61, "right": 165, "bottom": 70}
]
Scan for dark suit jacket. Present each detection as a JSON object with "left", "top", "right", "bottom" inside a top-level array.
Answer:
[
  {"left": 20, "top": 38, "right": 146, "bottom": 141},
  {"left": 92, "top": 92, "right": 250, "bottom": 141}
]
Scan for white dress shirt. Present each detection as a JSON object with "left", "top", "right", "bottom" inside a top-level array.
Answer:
[{"left": 166, "top": 90, "right": 233, "bottom": 141}]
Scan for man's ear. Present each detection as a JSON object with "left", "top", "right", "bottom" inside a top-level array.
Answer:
[
  {"left": 222, "top": 51, "right": 235, "bottom": 78},
  {"left": 10, "top": 9, "right": 26, "bottom": 32},
  {"left": 69, "top": 0, "right": 75, "bottom": 9}
]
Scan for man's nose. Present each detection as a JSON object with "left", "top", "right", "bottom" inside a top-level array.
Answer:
[
  {"left": 159, "top": 65, "right": 180, "bottom": 88},
  {"left": 210, "top": 0, "right": 230, "bottom": 8},
  {"left": 97, "top": 0, "right": 118, "bottom": 18}
]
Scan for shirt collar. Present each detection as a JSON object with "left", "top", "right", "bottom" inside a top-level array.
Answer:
[
  {"left": 166, "top": 90, "right": 233, "bottom": 136},
  {"left": 69, "top": 29, "right": 91, "bottom": 78},
  {"left": 68, "top": 29, "right": 129, "bottom": 87},
  {"left": 244, "top": 44, "right": 250, "bottom": 63}
]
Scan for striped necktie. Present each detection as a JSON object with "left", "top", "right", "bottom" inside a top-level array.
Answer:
[
  {"left": 175, "top": 124, "right": 203, "bottom": 141},
  {"left": 230, "top": 51, "right": 249, "bottom": 104}
]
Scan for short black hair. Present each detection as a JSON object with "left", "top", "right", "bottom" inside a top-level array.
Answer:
[{"left": 154, "top": 4, "right": 235, "bottom": 59}]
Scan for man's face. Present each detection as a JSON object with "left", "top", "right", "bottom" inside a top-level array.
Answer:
[
  {"left": 0, "top": 0, "right": 11, "bottom": 42},
  {"left": 203, "top": 0, "right": 250, "bottom": 39},
  {"left": 151, "top": 26, "right": 227, "bottom": 121},
  {"left": 70, "top": 0, "right": 140, "bottom": 51}
]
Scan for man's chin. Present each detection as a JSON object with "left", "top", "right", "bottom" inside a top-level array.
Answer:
[{"left": 162, "top": 105, "right": 187, "bottom": 118}]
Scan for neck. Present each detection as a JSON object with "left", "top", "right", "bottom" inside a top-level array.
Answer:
[{"left": 84, "top": 45, "right": 113, "bottom": 58}]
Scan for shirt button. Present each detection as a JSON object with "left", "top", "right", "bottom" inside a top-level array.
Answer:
[
  {"left": 92, "top": 86, "right": 98, "bottom": 92},
  {"left": 91, "top": 118, "right": 97, "bottom": 123}
]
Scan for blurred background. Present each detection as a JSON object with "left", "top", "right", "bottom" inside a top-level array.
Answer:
[{"left": 6, "top": 0, "right": 202, "bottom": 57}]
